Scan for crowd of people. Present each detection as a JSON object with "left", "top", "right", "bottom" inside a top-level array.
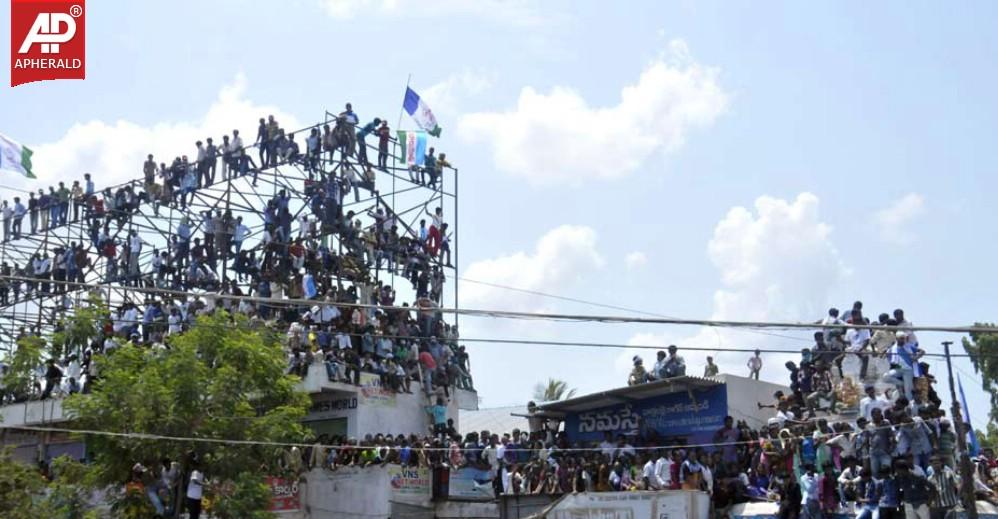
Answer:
[
  {"left": 2, "top": 111, "right": 997, "bottom": 518},
  {"left": 0, "top": 103, "right": 469, "bottom": 407},
  {"left": 281, "top": 302, "right": 998, "bottom": 519}
]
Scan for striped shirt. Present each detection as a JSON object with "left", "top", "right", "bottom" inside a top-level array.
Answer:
[{"left": 926, "top": 467, "right": 960, "bottom": 508}]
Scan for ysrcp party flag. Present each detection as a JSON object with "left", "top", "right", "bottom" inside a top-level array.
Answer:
[
  {"left": 397, "top": 130, "right": 428, "bottom": 167},
  {"left": 958, "top": 376, "right": 980, "bottom": 456},
  {"left": 403, "top": 87, "right": 442, "bottom": 137},
  {"left": 0, "top": 133, "right": 35, "bottom": 178}
]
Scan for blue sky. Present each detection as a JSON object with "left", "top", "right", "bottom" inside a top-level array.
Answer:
[{"left": 2, "top": 0, "right": 996, "bottom": 429}]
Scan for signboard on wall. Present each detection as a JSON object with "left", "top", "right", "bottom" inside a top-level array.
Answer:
[
  {"left": 359, "top": 373, "right": 397, "bottom": 407},
  {"left": 546, "top": 491, "right": 709, "bottom": 519},
  {"left": 563, "top": 384, "right": 728, "bottom": 446},
  {"left": 266, "top": 476, "right": 301, "bottom": 511},
  {"left": 447, "top": 467, "right": 494, "bottom": 500},
  {"left": 388, "top": 465, "right": 431, "bottom": 499}
]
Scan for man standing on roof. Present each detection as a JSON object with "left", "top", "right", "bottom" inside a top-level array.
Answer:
[
  {"left": 663, "top": 345, "right": 686, "bottom": 378},
  {"left": 652, "top": 351, "right": 668, "bottom": 380},
  {"left": 339, "top": 103, "right": 359, "bottom": 157},
  {"left": 356, "top": 117, "right": 381, "bottom": 166},
  {"left": 704, "top": 356, "right": 719, "bottom": 377},
  {"left": 747, "top": 349, "right": 763, "bottom": 380},
  {"left": 628, "top": 356, "right": 649, "bottom": 386}
]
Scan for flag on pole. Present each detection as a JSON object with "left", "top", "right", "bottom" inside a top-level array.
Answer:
[
  {"left": 0, "top": 133, "right": 35, "bottom": 178},
  {"left": 958, "top": 376, "right": 980, "bottom": 456},
  {"left": 397, "top": 130, "right": 428, "bottom": 167},
  {"left": 403, "top": 87, "right": 442, "bottom": 137}
]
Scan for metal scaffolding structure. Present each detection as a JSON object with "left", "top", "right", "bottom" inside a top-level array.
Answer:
[{"left": 0, "top": 111, "right": 459, "bottom": 353}]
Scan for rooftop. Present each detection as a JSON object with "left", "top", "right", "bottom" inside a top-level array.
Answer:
[{"left": 536, "top": 375, "right": 722, "bottom": 417}]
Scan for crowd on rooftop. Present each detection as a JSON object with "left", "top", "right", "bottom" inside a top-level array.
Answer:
[
  {"left": 2, "top": 112, "right": 998, "bottom": 518},
  {"left": 0, "top": 103, "right": 471, "bottom": 410},
  {"left": 288, "top": 302, "right": 998, "bottom": 519}
]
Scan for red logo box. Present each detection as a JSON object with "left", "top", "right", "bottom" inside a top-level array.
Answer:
[{"left": 10, "top": 0, "right": 86, "bottom": 87}]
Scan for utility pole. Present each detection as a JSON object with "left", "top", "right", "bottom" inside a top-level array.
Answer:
[{"left": 942, "top": 340, "right": 978, "bottom": 519}]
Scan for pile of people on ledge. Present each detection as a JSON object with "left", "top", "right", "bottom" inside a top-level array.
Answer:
[
  {"left": 0, "top": 102, "right": 454, "bottom": 308},
  {"left": 290, "top": 302, "right": 996, "bottom": 519},
  {"left": 0, "top": 283, "right": 473, "bottom": 404},
  {"left": 0, "top": 102, "right": 471, "bottom": 405}
]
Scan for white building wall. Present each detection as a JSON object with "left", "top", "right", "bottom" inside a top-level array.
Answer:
[
  {"left": 303, "top": 466, "right": 397, "bottom": 519},
  {"left": 715, "top": 373, "right": 790, "bottom": 430},
  {"left": 1, "top": 364, "right": 472, "bottom": 440},
  {"left": 0, "top": 398, "right": 65, "bottom": 426}
]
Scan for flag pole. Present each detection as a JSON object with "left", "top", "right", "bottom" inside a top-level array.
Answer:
[
  {"left": 943, "top": 340, "right": 978, "bottom": 519},
  {"left": 397, "top": 73, "right": 412, "bottom": 131}
]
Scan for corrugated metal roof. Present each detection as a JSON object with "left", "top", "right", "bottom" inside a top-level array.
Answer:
[
  {"left": 459, "top": 406, "right": 529, "bottom": 436},
  {"left": 536, "top": 376, "right": 723, "bottom": 416}
]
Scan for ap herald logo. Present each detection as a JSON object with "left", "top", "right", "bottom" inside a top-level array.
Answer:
[{"left": 10, "top": 0, "right": 85, "bottom": 87}]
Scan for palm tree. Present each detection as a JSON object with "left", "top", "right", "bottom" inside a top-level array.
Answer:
[{"left": 533, "top": 378, "right": 577, "bottom": 402}]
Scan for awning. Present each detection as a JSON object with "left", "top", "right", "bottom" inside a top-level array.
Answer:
[{"left": 536, "top": 376, "right": 722, "bottom": 417}]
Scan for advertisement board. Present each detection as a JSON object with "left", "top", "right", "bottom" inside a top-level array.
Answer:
[
  {"left": 266, "top": 476, "right": 301, "bottom": 512},
  {"left": 447, "top": 467, "right": 494, "bottom": 500},
  {"left": 359, "top": 372, "right": 397, "bottom": 407},
  {"left": 563, "top": 384, "right": 728, "bottom": 445},
  {"left": 545, "top": 491, "right": 709, "bottom": 519},
  {"left": 388, "top": 465, "right": 431, "bottom": 500}
]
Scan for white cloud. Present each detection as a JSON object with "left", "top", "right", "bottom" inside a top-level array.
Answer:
[
  {"left": 459, "top": 40, "right": 729, "bottom": 186},
  {"left": 618, "top": 193, "right": 849, "bottom": 382},
  {"left": 708, "top": 193, "right": 848, "bottom": 323},
  {"left": 460, "top": 224, "right": 604, "bottom": 312},
  {"left": 27, "top": 74, "right": 301, "bottom": 190},
  {"left": 624, "top": 251, "right": 647, "bottom": 270},
  {"left": 458, "top": 225, "right": 606, "bottom": 405},
  {"left": 873, "top": 192, "right": 925, "bottom": 245},
  {"left": 420, "top": 71, "right": 496, "bottom": 119},
  {"left": 319, "top": 0, "right": 541, "bottom": 25}
]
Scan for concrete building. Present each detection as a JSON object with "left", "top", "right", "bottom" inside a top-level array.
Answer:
[{"left": 0, "top": 362, "right": 478, "bottom": 464}]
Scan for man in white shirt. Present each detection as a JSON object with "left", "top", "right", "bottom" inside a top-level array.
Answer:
[
  {"left": 699, "top": 451, "right": 713, "bottom": 495},
  {"left": 885, "top": 333, "right": 922, "bottom": 400},
  {"left": 799, "top": 464, "right": 820, "bottom": 517},
  {"left": 845, "top": 315, "right": 872, "bottom": 379},
  {"left": 859, "top": 385, "right": 891, "bottom": 422},
  {"left": 11, "top": 197, "right": 26, "bottom": 239},
  {"left": 2, "top": 201, "right": 12, "bottom": 241},
  {"left": 654, "top": 450, "right": 673, "bottom": 489},
  {"left": 186, "top": 463, "right": 205, "bottom": 519},
  {"left": 642, "top": 455, "right": 657, "bottom": 490},
  {"left": 747, "top": 350, "right": 763, "bottom": 380},
  {"left": 598, "top": 433, "right": 615, "bottom": 459},
  {"left": 819, "top": 307, "right": 843, "bottom": 342},
  {"left": 128, "top": 231, "right": 147, "bottom": 277},
  {"left": 615, "top": 436, "right": 636, "bottom": 461},
  {"left": 232, "top": 217, "right": 249, "bottom": 255},
  {"left": 608, "top": 463, "right": 622, "bottom": 490},
  {"left": 894, "top": 308, "right": 918, "bottom": 345}
]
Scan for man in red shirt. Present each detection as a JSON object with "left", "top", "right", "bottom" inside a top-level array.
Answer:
[{"left": 419, "top": 348, "right": 436, "bottom": 395}]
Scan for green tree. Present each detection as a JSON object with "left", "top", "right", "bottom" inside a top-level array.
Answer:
[
  {"left": 977, "top": 422, "right": 998, "bottom": 452},
  {"left": 50, "top": 292, "right": 108, "bottom": 361},
  {"left": 0, "top": 446, "right": 53, "bottom": 519},
  {"left": 2, "top": 292, "right": 107, "bottom": 398},
  {"left": 2, "top": 334, "right": 46, "bottom": 398},
  {"left": 44, "top": 455, "right": 103, "bottom": 519},
  {"left": 961, "top": 323, "right": 998, "bottom": 422},
  {"left": 63, "top": 311, "right": 311, "bottom": 518},
  {"left": 210, "top": 472, "right": 275, "bottom": 519},
  {"left": 532, "top": 378, "right": 576, "bottom": 402}
]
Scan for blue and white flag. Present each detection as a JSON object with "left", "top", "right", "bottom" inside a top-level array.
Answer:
[
  {"left": 303, "top": 273, "right": 317, "bottom": 299},
  {"left": 403, "top": 87, "right": 442, "bottom": 137},
  {"left": 958, "top": 376, "right": 980, "bottom": 456}
]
